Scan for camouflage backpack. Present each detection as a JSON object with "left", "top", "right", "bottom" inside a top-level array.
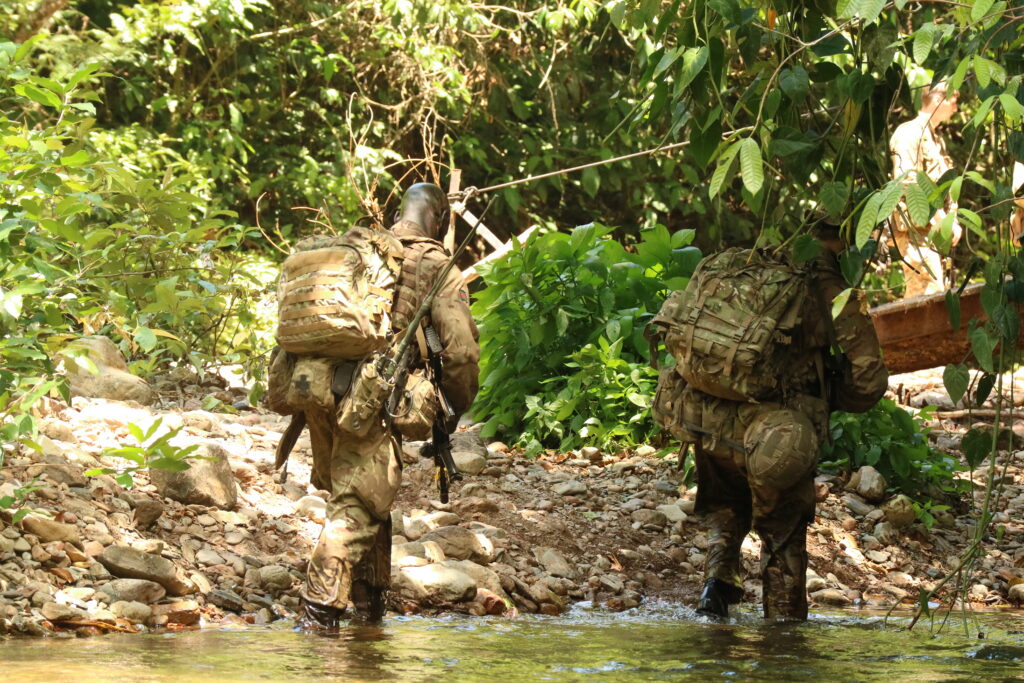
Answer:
[
  {"left": 649, "top": 248, "right": 810, "bottom": 403},
  {"left": 276, "top": 228, "right": 404, "bottom": 359}
]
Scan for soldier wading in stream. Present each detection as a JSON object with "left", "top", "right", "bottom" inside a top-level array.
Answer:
[
  {"left": 265, "top": 183, "right": 479, "bottom": 630},
  {"left": 647, "top": 224, "right": 888, "bottom": 621}
]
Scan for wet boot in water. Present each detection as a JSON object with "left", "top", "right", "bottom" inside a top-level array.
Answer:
[
  {"left": 697, "top": 578, "right": 744, "bottom": 618},
  {"left": 350, "top": 580, "right": 386, "bottom": 625},
  {"left": 297, "top": 601, "right": 345, "bottom": 633}
]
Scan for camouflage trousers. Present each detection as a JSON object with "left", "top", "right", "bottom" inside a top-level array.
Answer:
[
  {"left": 693, "top": 403, "right": 820, "bottom": 621},
  {"left": 301, "top": 410, "right": 401, "bottom": 612}
]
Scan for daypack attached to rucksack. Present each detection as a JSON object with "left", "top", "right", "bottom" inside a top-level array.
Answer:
[
  {"left": 276, "top": 228, "right": 404, "bottom": 359},
  {"left": 649, "top": 248, "right": 809, "bottom": 403}
]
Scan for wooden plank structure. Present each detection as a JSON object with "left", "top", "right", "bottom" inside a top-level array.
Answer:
[{"left": 870, "top": 283, "right": 991, "bottom": 374}]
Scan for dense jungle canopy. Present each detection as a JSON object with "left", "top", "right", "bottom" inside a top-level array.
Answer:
[{"left": 2, "top": 0, "right": 1024, "bottom": 459}]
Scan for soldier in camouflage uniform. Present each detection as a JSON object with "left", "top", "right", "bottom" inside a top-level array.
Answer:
[
  {"left": 657, "top": 228, "right": 888, "bottom": 621},
  {"left": 300, "top": 183, "right": 480, "bottom": 630},
  {"left": 889, "top": 82, "right": 961, "bottom": 298}
]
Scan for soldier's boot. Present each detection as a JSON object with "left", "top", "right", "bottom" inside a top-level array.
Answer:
[
  {"left": 350, "top": 579, "right": 386, "bottom": 625},
  {"left": 697, "top": 578, "right": 744, "bottom": 618},
  {"left": 296, "top": 600, "right": 345, "bottom": 633}
]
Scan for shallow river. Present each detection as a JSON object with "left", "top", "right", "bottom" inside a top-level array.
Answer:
[{"left": 3, "top": 603, "right": 1024, "bottom": 681}]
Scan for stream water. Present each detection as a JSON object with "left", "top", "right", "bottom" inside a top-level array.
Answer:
[{"left": 2, "top": 603, "right": 1023, "bottom": 681}]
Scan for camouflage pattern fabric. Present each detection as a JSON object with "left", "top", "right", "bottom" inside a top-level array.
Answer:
[
  {"left": 301, "top": 410, "right": 400, "bottom": 613},
  {"left": 299, "top": 221, "right": 480, "bottom": 615},
  {"left": 658, "top": 247, "right": 888, "bottom": 620}
]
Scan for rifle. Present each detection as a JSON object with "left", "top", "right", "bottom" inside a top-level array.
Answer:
[{"left": 419, "top": 322, "right": 462, "bottom": 503}]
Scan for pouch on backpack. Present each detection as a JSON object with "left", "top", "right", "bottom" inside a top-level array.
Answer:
[
  {"left": 391, "top": 370, "right": 438, "bottom": 442},
  {"left": 276, "top": 228, "right": 403, "bottom": 359},
  {"left": 336, "top": 357, "right": 393, "bottom": 436},
  {"left": 264, "top": 346, "right": 296, "bottom": 415},
  {"left": 286, "top": 356, "right": 337, "bottom": 413}
]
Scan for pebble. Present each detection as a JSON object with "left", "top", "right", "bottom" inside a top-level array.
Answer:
[{"left": 553, "top": 480, "right": 588, "bottom": 496}]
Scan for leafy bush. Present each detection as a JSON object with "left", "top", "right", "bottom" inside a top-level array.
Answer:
[
  {"left": 471, "top": 222, "right": 701, "bottom": 453},
  {"left": 819, "top": 398, "right": 969, "bottom": 505},
  {"left": 0, "top": 40, "right": 272, "bottom": 454},
  {"left": 86, "top": 419, "right": 203, "bottom": 489}
]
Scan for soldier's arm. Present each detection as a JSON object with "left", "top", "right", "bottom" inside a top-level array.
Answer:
[
  {"left": 889, "top": 124, "right": 922, "bottom": 184},
  {"left": 824, "top": 272, "right": 889, "bottom": 413},
  {"left": 423, "top": 251, "right": 480, "bottom": 420}
]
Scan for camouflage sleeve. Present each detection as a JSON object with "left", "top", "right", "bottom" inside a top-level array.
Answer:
[
  {"left": 421, "top": 250, "right": 480, "bottom": 421},
  {"left": 824, "top": 271, "right": 889, "bottom": 413}
]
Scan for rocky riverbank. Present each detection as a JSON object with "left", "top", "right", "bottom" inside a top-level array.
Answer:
[{"left": 1, "top": 368, "right": 1023, "bottom": 637}]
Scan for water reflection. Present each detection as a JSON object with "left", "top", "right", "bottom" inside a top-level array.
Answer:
[{"left": 1, "top": 606, "right": 1023, "bottom": 681}]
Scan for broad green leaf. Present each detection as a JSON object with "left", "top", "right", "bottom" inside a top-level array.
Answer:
[
  {"left": 974, "top": 56, "right": 992, "bottom": 89},
  {"left": 135, "top": 326, "right": 158, "bottom": 353},
  {"left": 792, "top": 234, "right": 822, "bottom": 264},
  {"left": 14, "top": 83, "right": 62, "bottom": 109},
  {"left": 969, "top": 326, "right": 996, "bottom": 372},
  {"left": 999, "top": 94, "right": 1024, "bottom": 122},
  {"left": 855, "top": 191, "right": 884, "bottom": 247},
  {"left": 738, "top": 137, "right": 763, "bottom": 195},
  {"left": 60, "top": 149, "right": 90, "bottom": 166},
  {"left": 819, "top": 181, "right": 849, "bottom": 218},
  {"left": 831, "top": 287, "right": 853, "bottom": 319},
  {"left": 607, "top": 0, "right": 626, "bottom": 29},
  {"left": 653, "top": 47, "right": 681, "bottom": 78},
  {"left": 943, "top": 363, "right": 969, "bottom": 404},
  {"left": 949, "top": 176, "right": 963, "bottom": 203},
  {"left": 677, "top": 46, "right": 709, "bottom": 92},
  {"left": 905, "top": 182, "right": 931, "bottom": 226},
  {"left": 975, "top": 373, "right": 996, "bottom": 406},
  {"left": 971, "top": 0, "right": 996, "bottom": 23},
  {"left": 581, "top": 166, "right": 600, "bottom": 198},
  {"left": 709, "top": 141, "right": 740, "bottom": 198},
  {"left": 945, "top": 289, "right": 961, "bottom": 331},
  {"left": 950, "top": 56, "right": 971, "bottom": 91},
  {"left": 912, "top": 25, "right": 935, "bottom": 65},
  {"left": 14, "top": 33, "right": 47, "bottom": 62},
  {"left": 960, "top": 427, "right": 992, "bottom": 469},
  {"left": 779, "top": 66, "right": 809, "bottom": 100}
]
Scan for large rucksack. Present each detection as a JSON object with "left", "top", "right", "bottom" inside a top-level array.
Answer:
[
  {"left": 649, "top": 248, "right": 810, "bottom": 403},
  {"left": 275, "top": 228, "right": 404, "bottom": 359}
]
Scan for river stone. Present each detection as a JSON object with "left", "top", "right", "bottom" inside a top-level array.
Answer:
[
  {"left": 25, "top": 463, "right": 87, "bottom": 488},
  {"left": 873, "top": 521, "right": 899, "bottom": 545},
  {"left": 150, "top": 441, "right": 238, "bottom": 510},
  {"left": 133, "top": 498, "right": 165, "bottom": 529},
  {"left": 196, "top": 549, "right": 225, "bottom": 566},
  {"left": 99, "top": 579, "right": 167, "bottom": 604},
  {"left": 208, "top": 588, "right": 245, "bottom": 612},
  {"left": 405, "top": 512, "right": 460, "bottom": 540},
  {"left": 632, "top": 509, "right": 668, "bottom": 529},
  {"left": 41, "top": 601, "right": 87, "bottom": 622},
  {"left": 1009, "top": 583, "right": 1024, "bottom": 605},
  {"left": 842, "top": 494, "right": 874, "bottom": 517},
  {"left": 806, "top": 576, "right": 827, "bottom": 592},
  {"left": 554, "top": 480, "right": 587, "bottom": 496},
  {"left": 393, "top": 541, "right": 446, "bottom": 565},
  {"left": 450, "top": 430, "right": 487, "bottom": 457},
  {"left": 452, "top": 451, "right": 487, "bottom": 475},
  {"left": 810, "top": 588, "right": 851, "bottom": 606},
  {"left": 440, "top": 559, "right": 511, "bottom": 602},
  {"left": 258, "top": 565, "right": 293, "bottom": 591},
  {"left": 390, "top": 509, "right": 405, "bottom": 537},
  {"left": 395, "top": 564, "right": 476, "bottom": 605},
  {"left": 881, "top": 494, "right": 916, "bottom": 528},
  {"left": 533, "top": 547, "right": 578, "bottom": 580},
  {"left": 61, "top": 336, "right": 157, "bottom": 406},
  {"left": 295, "top": 496, "right": 326, "bottom": 520},
  {"left": 110, "top": 600, "right": 152, "bottom": 623},
  {"left": 419, "top": 526, "right": 492, "bottom": 563},
  {"left": 851, "top": 466, "right": 888, "bottom": 503},
  {"left": 99, "top": 546, "right": 193, "bottom": 596},
  {"left": 21, "top": 516, "right": 81, "bottom": 545},
  {"left": 657, "top": 504, "right": 688, "bottom": 524}
]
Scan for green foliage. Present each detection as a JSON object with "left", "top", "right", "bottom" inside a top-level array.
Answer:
[
  {"left": 0, "top": 40, "right": 273, "bottom": 453},
  {"left": 820, "top": 399, "right": 969, "bottom": 502},
  {"left": 85, "top": 418, "right": 202, "bottom": 489},
  {"left": 0, "top": 477, "right": 44, "bottom": 524},
  {"left": 471, "top": 222, "right": 701, "bottom": 452}
]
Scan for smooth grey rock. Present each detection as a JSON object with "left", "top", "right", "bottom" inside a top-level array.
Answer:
[
  {"left": 881, "top": 494, "right": 917, "bottom": 528},
  {"left": 533, "top": 547, "right": 577, "bottom": 580},
  {"left": 62, "top": 336, "right": 157, "bottom": 405},
  {"left": 419, "top": 526, "right": 493, "bottom": 563},
  {"left": 657, "top": 504, "right": 688, "bottom": 523},
  {"left": 195, "top": 549, "right": 225, "bottom": 566},
  {"left": 806, "top": 576, "right": 827, "bottom": 592},
  {"left": 98, "top": 546, "right": 192, "bottom": 596},
  {"left": 258, "top": 565, "right": 293, "bottom": 591},
  {"left": 110, "top": 600, "right": 152, "bottom": 623},
  {"left": 41, "top": 601, "right": 87, "bottom": 622},
  {"left": 554, "top": 480, "right": 587, "bottom": 496},
  {"left": 631, "top": 509, "right": 668, "bottom": 529},
  {"left": 395, "top": 563, "right": 476, "bottom": 605},
  {"left": 450, "top": 431, "right": 487, "bottom": 457},
  {"left": 390, "top": 509, "right": 405, "bottom": 537},
  {"left": 99, "top": 579, "right": 166, "bottom": 604},
  {"left": 150, "top": 442, "right": 238, "bottom": 510},
  {"left": 852, "top": 466, "right": 887, "bottom": 503},
  {"left": 842, "top": 494, "right": 874, "bottom": 517},
  {"left": 810, "top": 588, "right": 851, "bottom": 605},
  {"left": 873, "top": 521, "right": 899, "bottom": 545},
  {"left": 1009, "top": 583, "right": 1024, "bottom": 604},
  {"left": 452, "top": 451, "right": 487, "bottom": 475},
  {"left": 208, "top": 588, "right": 245, "bottom": 612},
  {"left": 133, "top": 498, "right": 165, "bottom": 529},
  {"left": 21, "top": 516, "right": 80, "bottom": 545},
  {"left": 440, "top": 559, "right": 511, "bottom": 602},
  {"left": 405, "top": 512, "right": 460, "bottom": 541},
  {"left": 295, "top": 495, "right": 326, "bottom": 520},
  {"left": 392, "top": 541, "right": 446, "bottom": 564}
]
